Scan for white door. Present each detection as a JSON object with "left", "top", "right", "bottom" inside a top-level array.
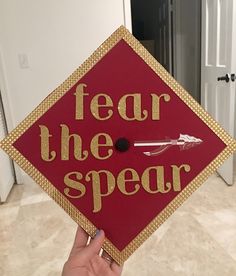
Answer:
[
  {"left": 201, "top": 0, "right": 236, "bottom": 185},
  {"left": 0, "top": 93, "right": 15, "bottom": 202}
]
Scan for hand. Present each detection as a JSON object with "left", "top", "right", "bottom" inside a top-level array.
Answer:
[{"left": 62, "top": 226, "right": 123, "bottom": 276}]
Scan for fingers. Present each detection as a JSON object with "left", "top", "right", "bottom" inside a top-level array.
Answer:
[
  {"left": 83, "top": 230, "right": 105, "bottom": 259},
  {"left": 101, "top": 250, "right": 113, "bottom": 264},
  {"left": 69, "top": 227, "right": 123, "bottom": 274},
  {"left": 111, "top": 262, "right": 123, "bottom": 274},
  {"left": 102, "top": 249, "right": 123, "bottom": 273},
  {"left": 70, "top": 226, "right": 88, "bottom": 257}
]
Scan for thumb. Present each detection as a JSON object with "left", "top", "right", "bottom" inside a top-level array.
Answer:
[{"left": 83, "top": 230, "right": 105, "bottom": 258}]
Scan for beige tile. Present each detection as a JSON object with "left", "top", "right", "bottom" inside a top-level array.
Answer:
[
  {"left": 1, "top": 173, "right": 236, "bottom": 276},
  {"left": 1, "top": 199, "right": 76, "bottom": 276},
  {"left": 194, "top": 208, "right": 236, "bottom": 261},
  {"left": 2, "top": 183, "right": 24, "bottom": 207},
  {"left": 123, "top": 214, "right": 236, "bottom": 276},
  {"left": 179, "top": 174, "right": 236, "bottom": 217}
]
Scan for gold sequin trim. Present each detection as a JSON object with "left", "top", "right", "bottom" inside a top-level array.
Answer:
[{"left": 0, "top": 26, "right": 236, "bottom": 265}]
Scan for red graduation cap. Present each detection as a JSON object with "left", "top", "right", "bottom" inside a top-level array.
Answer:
[{"left": 1, "top": 26, "right": 236, "bottom": 264}]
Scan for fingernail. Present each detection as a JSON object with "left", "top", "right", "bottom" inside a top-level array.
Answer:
[{"left": 95, "top": 229, "right": 100, "bottom": 236}]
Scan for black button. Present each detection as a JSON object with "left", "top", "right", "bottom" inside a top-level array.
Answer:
[{"left": 115, "top": 138, "right": 130, "bottom": 152}]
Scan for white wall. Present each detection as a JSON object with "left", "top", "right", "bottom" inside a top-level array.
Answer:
[
  {"left": 0, "top": 0, "right": 132, "bottom": 182},
  {"left": 0, "top": 98, "right": 15, "bottom": 201},
  {"left": 0, "top": 0, "right": 131, "bottom": 127}
]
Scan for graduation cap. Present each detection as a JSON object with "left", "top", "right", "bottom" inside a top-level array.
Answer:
[{"left": 1, "top": 26, "right": 236, "bottom": 264}]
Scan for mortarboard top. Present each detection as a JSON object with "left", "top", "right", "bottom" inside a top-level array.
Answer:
[{"left": 0, "top": 26, "right": 236, "bottom": 264}]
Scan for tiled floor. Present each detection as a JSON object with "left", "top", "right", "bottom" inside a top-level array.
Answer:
[{"left": 0, "top": 173, "right": 236, "bottom": 276}]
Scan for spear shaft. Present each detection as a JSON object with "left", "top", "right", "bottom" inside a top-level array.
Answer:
[{"left": 134, "top": 139, "right": 185, "bottom": 147}]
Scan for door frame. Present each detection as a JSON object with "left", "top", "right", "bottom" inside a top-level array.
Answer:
[
  {"left": 123, "top": 0, "right": 132, "bottom": 32},
  {"left": 172, "top": 0, "right": 201, "bottom": 102},
  {"left": 0, "top": 49, "right": 23, "bottom": 184}
]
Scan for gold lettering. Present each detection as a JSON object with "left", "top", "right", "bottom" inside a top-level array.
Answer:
[
  {"left": 151, "top": 93, "right": 171, "bottom": 120},
  {"left": 141, "top": 166, "right": 171, "bottom": 193},
  {"left": 74, "top": 83, "right": 88, "bottom": 120},
  {"left": 60, "top": 124, "right": 88, "bottom": 161},
  {"left": 117, "top": 168, "right": 140, "bottom": 195},
  {"left": 39, "top": 125, "right": 56, "bottom": 162},
  {"left": 118, "top": 94, "right": 148, "bottom": 121},
  {"left": 171, "top": 164, "right": 191, "bottom": 191},
  {"left": 90, "top": 94, "right": 113, "bottom": 120},
  {"left": 85, "top": 170, "right": 115, "bottom": 213},
  {"left": 64, "top": 171, "right": 86, "bottom": 198},
  {"left": 90, "top": 133, "right": 113, "bottom": 160}
]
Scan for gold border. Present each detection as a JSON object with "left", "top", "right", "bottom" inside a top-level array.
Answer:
[{"left": 0, "top": 26, "right": 236, "bottom": 265}]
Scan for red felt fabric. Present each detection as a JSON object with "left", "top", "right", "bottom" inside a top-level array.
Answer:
[{"left": 14, "top": 40, "right": 226, "bottom": 251}]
